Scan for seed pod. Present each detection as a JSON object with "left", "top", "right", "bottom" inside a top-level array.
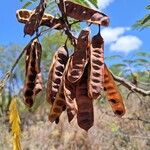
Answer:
[
  {"left": 63, "top": 58, "right": 77, "bottom": 122},
  {"left": 58, "top": 0, "right": 109, "bottom": 26},
  {"left": 16, "top": 9, "right": 65, "bottom": 30},
  {"left": 34, "top": 41, "right": 43, "bottom": 95},
  {"left": 104, "top": 64, "right": 126, "bottom": 117},
  {"left": 46, "top": 46, "right": 69, "bottom": 104},
  {"left": 67, "top": 28, "right": 90, "bottom": 83},
  {"left": 76, "top": 65, "right": 94, "bottom": 131},
  {"left": 24, "top": 39, "right": 37, "bottom": 107},
  {"left": 88, "top": 33, "right": 104, "bottom": 99},
  {"left": 23, "top": 39, "right": 43, "bottom": 107},
  {"left": 24, "top": 0, "right": 46, "bottom": 36},
  {"left": 25, "top": 42, "right": 32, "bottom": 76},
  {"left": 49, "top": 81, "right": 66, "bottom": 123}
]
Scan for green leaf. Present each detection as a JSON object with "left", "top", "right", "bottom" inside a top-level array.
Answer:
[
  {"left": 22, "top": 1, "right": 33, "bottom": 9},
  {"left": 105, "top": 55, "right": 123, "bottom": 61},
  {"left": 123, "top": 59, "right": 135, "bottom": 64},
  {"left": 112, "top": 64, "right": 127, "bottom": 68},
  {"left": 73, "top": 0, "right": 98, "bottom": 8},
  {"left": 133, "top": 63, "right": 145, "bottom": 68},
  {"left": 135, "top": 51, "right": 150, "bottom": 57},
  {"left": 135, "top": 58, "right": 149, "bottom": 63},
  {"left": 146, "top": 5, "right": 150, "bottom": 10},
  {"left": 133, "top": 14, "right": 150, "bottom": 29},
  {"left": 88, "top": 0, "right": 98, "bottom": 8}
]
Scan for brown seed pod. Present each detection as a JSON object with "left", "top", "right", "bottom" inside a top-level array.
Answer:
[
  {"left": 23, "top": 39, "right": 43, "bottom": 107},
  {"left": 76, "top": 65, "right": 94, "bottom": 131},
  {"left": 24, "top": 0, "right": 46, "bottom": 36},
  {"left": 46, "top": 46, "right": 69, "bottom": 104},
  {"left": 49, "top": 81, "right": 66, "bottom": 123},
  {"left": 67, "top": 28, "right": 90, "bottom": 83},
  {"left": 58, "top": 0, "right": 109, "bottom": 26},
  {"left": 63, "top": 58, "right": 77, "bottom": 122},
  {"left": 34, "top": 41, "right": 43, "bottom": 95},
  {"left": 104, "top": 64, "right": 126, "bottom": 117},
  {"left": 88, "top": 33, "right": 104, "bottom": 99},
  {"left": 25, "top": 42, "right": 32, "bottom": 76},
  {"left": 24, "top": 39, "right": 38, "bottom": 107},
  {"left": 16, "top": 9, "right": 65, "bottom": 30}
]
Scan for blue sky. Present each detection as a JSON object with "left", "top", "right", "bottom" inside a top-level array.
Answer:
[{"left": 0, "top": 0, "right": 149, "bottom": 57}]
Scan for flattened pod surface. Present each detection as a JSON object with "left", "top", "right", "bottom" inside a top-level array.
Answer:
[
  {"left": 104, "top": 64, "right": 125, "bottom": 117},
  {"left": 88, "top": 33, "right": 104, "bottom": 99},
  {"left": 24, "top": 39, "right": 37, "bottom": 107},
  {"left": 62, "top": 58, "right": 77, "bottom": 122},
  {"left": 58, "top": 0, "right": 109, "bottom": 26},
  {"left": 76, "top": 66, "right": 94, "bottom": 131},
  {"left": 49, "top": 82, "right": 66, "bottom": 123},
  {"left": 24, "top": 0, "right": 46, "bottom": 36},
  {"left": 46, "top": 46, "right": 69, "bottom": 104},
  {"left": 67, "top": 29, "right": 90, "bottom": 83},
  {"left": 34, "top": 42, "right": 43, "bottom": 95},
  {"left": 25, "top": 42, "right": 32, "bottom": 76}
]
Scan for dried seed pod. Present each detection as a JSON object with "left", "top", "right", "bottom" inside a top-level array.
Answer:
[
  {"left": 16, "top": 9, "right": 65, "bottom": 30},
  {"left": 63, "top": 58, "right": 77, "bottom": 122},
  {"left": 34, "top": 41, "right": 43, "bottom": 95},
  {"left": 76, "top": 66, "right": 94, "bottom": 131},
  {"left": 58, "top": 0, "right": 109, "bottom": 26},
  {"left": 24, "top": 39, "right": 37, "bottom": 107},
  {"left": 49, "top": 81, "right": 66, "bottom": 123},
  {"left": 23, "top": 39, "right": 43, "bottom": 107},
  {"left": 88, "top": 33, "right": 104, "bottom": 99},
  {"left": 25, "top": 42, "right": 32, "bottom": 76},
  {"left": 67, "top": 28, "right": 90, "bottom": 83},
  {"left": 104, "top": 64, "right": 126, "bottom": 117},
  {"left": 24, "top": 0, "right": 46, "bottom": 36},
  {"left": 46, "top": 46, "right": 69, "bottom": 104}
]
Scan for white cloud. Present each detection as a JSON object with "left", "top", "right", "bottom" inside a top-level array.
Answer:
[
  {"left": 110, "top": 35, "right": 142, "bottom": 53},
  {"left": 98, "top": 0, "right": 114, "bottom": 10},
  {"left": 101, "top": 27, "right": 130, "bottom": 44}
]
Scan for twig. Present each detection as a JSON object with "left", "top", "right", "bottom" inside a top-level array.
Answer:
[
  {"left": 110, "top": 70, "right": 150, "bottom": 96},
  {"left": 57, "top": 0, "right": 76, "bottom": 46},
  {"left": 125, "top": 116, "right": 150, "bottom": 124}
]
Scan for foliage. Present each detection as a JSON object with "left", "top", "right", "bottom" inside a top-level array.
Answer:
[
  {"left": 106, "top": 51, "right": 150, "bottom": 89},
  {"left": 133, "top": 4, "right": 150, "bottom": 29},
  {"left": 20, "top": 0, "right": 98, "bottom": 10}
]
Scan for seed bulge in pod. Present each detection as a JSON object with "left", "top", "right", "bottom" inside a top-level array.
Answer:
[{"left": 104, "top": 64, "right": 126, "bottom": 117}]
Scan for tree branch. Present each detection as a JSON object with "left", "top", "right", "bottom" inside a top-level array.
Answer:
[{"left": 110, "top": 70, "right": 150, "bottom": 96}]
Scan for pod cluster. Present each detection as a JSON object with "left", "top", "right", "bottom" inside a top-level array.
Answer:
[
  {"left": 47, "top": 28, "right": 126, "bottom": 131},
  {"left": 18, "top": 0, "right": 125, "bottom": 131}
]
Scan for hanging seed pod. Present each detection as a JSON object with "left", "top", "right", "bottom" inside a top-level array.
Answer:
[
  {"left": 16, "top": 9, "right": 65, "bottom": 30},
  {"left": 46, "top": 46, "right": 69, "bottom": 104},
  {"left": 58, "top": 0, "right": 109, "bottom": 26},
  {"left": 33, "top": 40, "right": 43, "bottom": 95},
  {"left": 25, "top": 42, "right": 32, "bottom": 76},
  {"left": 23, "top": 39, "right": 43, "bottom": 107},
  {"left": 63, "top": 58, "right": 77, "bottom": 122},
  {"left": 49, "top": 82, "right": 66, "bottom": 123},
  {"left": 24, "top": 0, "right": 46, "bottom": 36},
  {"left": 23, "top": 39, "right": 38, "bottom": 107},
  {"left": 67, "top": 28, "right": 90, "bottom": 83},
  {"left": 88, "top": 33, "right": 104, "bottom": 100},
  {"left": 76, "top": 65, "right": 94, "bottom": 131},
  {"left": 104, "top": 64, "right": 126, "bottom": 117}
]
